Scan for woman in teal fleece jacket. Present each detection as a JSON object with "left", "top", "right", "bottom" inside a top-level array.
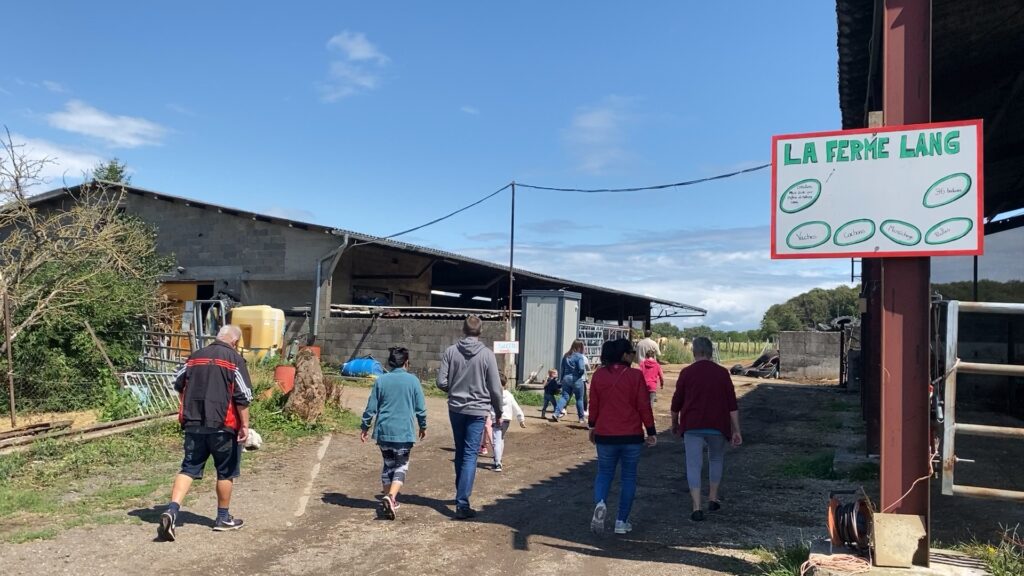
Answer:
[{"left": 360, "top": 347, "right": 427, "bottom": 520}]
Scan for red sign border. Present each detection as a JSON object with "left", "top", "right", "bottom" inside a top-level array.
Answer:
[{"left": 770, "top": 119, "right": 984, "bottom": 260}]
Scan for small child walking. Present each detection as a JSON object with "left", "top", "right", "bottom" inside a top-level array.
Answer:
[
  {"left": 492, "top": 373, "right": 526, "bottom": 472},
  {"left": 360, "top": 347, "right": 427, "bottom": 520},
  {"left": 640, "top": 349, "right": 664, "bottom": 405},
  {"left": 541, "top": 368, "right": 560, "bottom": 418}
]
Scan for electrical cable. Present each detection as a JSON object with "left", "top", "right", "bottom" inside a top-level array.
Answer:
[
  {"left": 352, "top": 183, "right": 512, "bottom": 247},
  {"left": 349, "top": 161, "right": 770, "bottom": 245},
  {"left": 516, "top": 162, "right": 770, "bottom": 194}
]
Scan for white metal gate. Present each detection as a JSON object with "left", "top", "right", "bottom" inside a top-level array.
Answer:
[{"left": 940, "top": 300, "right": 1024, "bottom": 502}]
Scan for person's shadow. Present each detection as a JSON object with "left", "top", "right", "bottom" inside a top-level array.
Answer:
[
  {"left": 128, "top": 505, "right": 216, "bottom": 541},
  {"left": 321, "top": 492, "right": 379, "bottom": 510},
  {"left": 322, "top": 492, "right": 456, "bottom": 519}
]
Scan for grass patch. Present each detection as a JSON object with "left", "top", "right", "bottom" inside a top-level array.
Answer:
[
  {"left": 420, "top": 378, "right": 449, "bottom": 398},
  {"left": 955, "top": 527, "right": 1024, "bottom": 576},
  {"left": 511, "top": 388, "right": 543, "bottom": 407},
  {"left": 750, "top": 544, "right": 810, "bottom": 576},
  {"left": 779, "top": 451, "right": 839, "bottom": 480},
  {"left": 662, "top": 340, "right": 694, "bottom": 364},
  {"left": 814, "top": 416, "right": 845, "bottom": 432},
  {"left": 0, "top": 378, "right": 359, "bottom": 543},
  {"left": 825, "top": 398, "right": 857, "bottom": 412},
  {"left": 4, "top": 527, "right": 59, "bottom": 544},
  {"left": 846, "top": 462, "right": 879, "bottom": 482}
]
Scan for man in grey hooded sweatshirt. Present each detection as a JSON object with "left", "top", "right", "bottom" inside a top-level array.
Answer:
[{"left": 437, "top": 315, "right": 503, "bottom": 519}]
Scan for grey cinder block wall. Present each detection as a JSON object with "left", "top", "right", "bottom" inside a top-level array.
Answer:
[
  {"left": 287, "top": 316, "right": 507, "bottom": 380},
  {"left": 778, "top": 331, "right": 842, "bottom": 380}
]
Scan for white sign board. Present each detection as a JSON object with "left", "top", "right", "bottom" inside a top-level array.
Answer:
[
  {"left": 771, "top": 120, "right": 983, "bottom": 259},
  {"left": 493, "top": 341, "right": 519, "bottom": 354}
]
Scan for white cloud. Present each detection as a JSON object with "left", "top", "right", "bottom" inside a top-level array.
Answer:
[
  {"left": 458, "top": 225, "right": 853, "bottom": 329},
  {"left": 4, "top": 134, "right": 104, "bottom": 188},
  {"left": 461, "top": 106, "right": 480, "bottom": 115},
  {"left": 562, "top": 96, "right": 635, "bottom": 174},
  {"left": 320, "top": 30, "right": 389, "bottom": 102},
  {"left": 327, "top": 31, "right": 389, "bottom": 64},
  {"left": 41, "top": 80, "right": 66, "bottom": 93},
  {"left": 166, "top": 103, "right": 196, "bottom": 117},
  {"left": 46, "top": 100, "right": 167, "bottom": 148}
]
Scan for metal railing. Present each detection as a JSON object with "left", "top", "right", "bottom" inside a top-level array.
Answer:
[
  {"left": 578, "top": 322, "right": 631, "bottom": 366},
  {"left": 121, "top": 372, "right": 180, "bottom": 417},
  {"left": 941, "top": 300, "right": 1024, "bottom": 502},
  {"left": 141, "top": 330, "right": 193, "bottom": 372}
]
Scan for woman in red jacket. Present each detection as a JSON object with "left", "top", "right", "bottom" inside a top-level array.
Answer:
[
  {"left": 670, "top": 336, "right": 742, "bottom": 522},
  {"left": 588, "top": 338, "right": 657, "bottom": 535}
]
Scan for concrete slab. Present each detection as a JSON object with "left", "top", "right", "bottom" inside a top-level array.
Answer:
[{"left": 806, "top": 541, "right": 989, "bottom": 576}]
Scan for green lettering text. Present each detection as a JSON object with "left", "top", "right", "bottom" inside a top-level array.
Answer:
[{"left": 944, "top": 130, "right": 960, "bottom": 154}]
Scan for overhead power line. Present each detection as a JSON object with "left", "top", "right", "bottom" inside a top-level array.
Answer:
[
  {"left": 354, "top": 182, "right": 512, "bottom": 246},
  {"left": 516, "top": 162, "right": 770, "bottom": 193},
  {"left": 357, "top": 161, "right": 771, "bottom": 244}
]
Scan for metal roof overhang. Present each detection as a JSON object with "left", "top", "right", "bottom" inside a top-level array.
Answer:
[
  {"left": 837, "top": 0, "right": 1024, "bottom": 220},
  {"left": 33, "top": 182, "right": 707, "bottom": 319}
]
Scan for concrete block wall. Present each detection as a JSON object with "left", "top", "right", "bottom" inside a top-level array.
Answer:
[
  {"left": 314, "top": 317, "right": 506, "bottom": 380},
  {"left": 778, "top": 331, "right": 842, "bottom": 380}
]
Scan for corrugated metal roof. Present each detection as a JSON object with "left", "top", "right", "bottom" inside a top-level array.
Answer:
[{"left": 34, "top": 182, "right": 706, "bottom": 314}]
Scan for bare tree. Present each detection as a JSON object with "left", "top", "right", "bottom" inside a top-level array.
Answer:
[{"left": 0, "top": 128, "right": 167, "bottom": 354}]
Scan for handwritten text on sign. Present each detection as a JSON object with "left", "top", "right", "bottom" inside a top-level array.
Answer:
[
  {"left": 493, "top": 341, "right": 520, "bottom": 354},
  {"left": 771, "top": 120, "right": 983, "bottom": 259}
]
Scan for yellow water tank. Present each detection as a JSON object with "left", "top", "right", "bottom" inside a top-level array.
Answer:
[{"left": 230, "top": 305, "right": 285, "bottom": 361}]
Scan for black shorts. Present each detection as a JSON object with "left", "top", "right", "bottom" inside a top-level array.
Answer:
[{"left": 179, "top": 431, "right": 241, "bottom": 481}]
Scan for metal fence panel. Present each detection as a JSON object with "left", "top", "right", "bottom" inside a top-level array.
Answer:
[{"left": 121, "top": 372, "right": 179, "bottom": 416}]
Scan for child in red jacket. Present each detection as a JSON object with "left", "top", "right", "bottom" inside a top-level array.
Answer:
[{"left": 639, "top": 350, "right": 664, "bottom": 405}]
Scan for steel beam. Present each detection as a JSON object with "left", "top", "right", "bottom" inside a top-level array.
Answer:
[{"left": 880, "top": 0, "right": 932, "bottom": 566}]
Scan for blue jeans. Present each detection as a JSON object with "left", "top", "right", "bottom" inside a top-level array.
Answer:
[
  {"left": 554, "top": 381, "right": 585, "bottom": 420},
  {"left": 594, "top": 442, "right": 643, "bottom": 522},
  {"left": 449, "top": 411, "right": 486, "bottom": 509},
  {"left": 541, "top": 393, "right": 558, "bottom": 414}
]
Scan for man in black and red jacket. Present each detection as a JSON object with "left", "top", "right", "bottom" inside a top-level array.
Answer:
[{"left": 157, "top": 325, "right": 252, "bottom": 542}]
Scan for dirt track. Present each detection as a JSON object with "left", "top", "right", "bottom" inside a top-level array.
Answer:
[{"left": 2, "top": 372, "right": 1021, "bottom": 575}]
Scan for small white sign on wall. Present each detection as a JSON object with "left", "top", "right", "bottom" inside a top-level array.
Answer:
[
  {"left": 772, "top": 119, "right": 984, "bottom": 259},
  {"left": 493, "top": 341, "right": 519, "bottom": 354}
]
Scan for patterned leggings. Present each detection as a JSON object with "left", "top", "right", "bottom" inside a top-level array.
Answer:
[{"left": 379, "top": 443, "right": 413, "bottom": 486}]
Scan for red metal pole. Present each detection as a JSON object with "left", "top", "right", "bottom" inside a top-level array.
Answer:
[{"left": 880, "top": 0, "right": 931, "bottom": 565}]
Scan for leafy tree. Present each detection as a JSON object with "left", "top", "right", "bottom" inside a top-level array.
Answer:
[
  {"left": 758, "top": 285, "right": 861, "bottom": 338},
  {"left": 651, "top": 322, "right": 681, "bottom": 338},
  {"left": 92, "top": 158, "right": 131, "bottom": 184},
  {"left": 2, "top": 132, "right": 171, "bottom": 410}
]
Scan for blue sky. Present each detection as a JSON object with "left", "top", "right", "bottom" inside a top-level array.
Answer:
[{"left": 1, "top": 1, "right": 853, "bottom": 329}]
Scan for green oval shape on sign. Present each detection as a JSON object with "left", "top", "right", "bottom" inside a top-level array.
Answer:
[
  {"left": 779, "top": 179, "right": 822, "bottom": 214},
  {"left": 834, "top": 219, "right": 876, "bottom": 246},
  {"left": 925, "top": 217, "right": 974, "bottom": 245},
  {"left": 923, "top": 173, "right": 972, "bottom": 208},
  {"left": 786, "top": 221, "right": 832, "bottom": 250},
  {"left": 880, "top": 219, "right": 921, "bottom": 246}
]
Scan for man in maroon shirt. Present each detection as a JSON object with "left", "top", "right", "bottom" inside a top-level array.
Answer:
[{"left": 670, "top": 337, "right": 742, "bottom": 522}]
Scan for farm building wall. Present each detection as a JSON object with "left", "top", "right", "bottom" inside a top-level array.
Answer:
[
  {"left": 285, "top": 316, "right": 507, "bottom": 380},
  {"left": 122, "top": 195, "right": 433, "bottom": 310},
  {"left": 778, "top": 331, "right": 841, "bottom": 380}
]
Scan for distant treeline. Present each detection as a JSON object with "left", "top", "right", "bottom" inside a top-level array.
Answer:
[{"left": 657, "top": 280, "right": 1024, "bottom": 341}]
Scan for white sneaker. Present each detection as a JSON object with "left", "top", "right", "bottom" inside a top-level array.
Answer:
[
  {"left": 590, "top": 501, "right": 607, "bottom": 534},
  {"left": 614, "top": 520, "right": 632, "bottom": 534}
]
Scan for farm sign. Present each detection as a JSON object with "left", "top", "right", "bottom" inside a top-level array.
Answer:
[{"left": 771, "top": 120, "right": 983, "bottom": 259}]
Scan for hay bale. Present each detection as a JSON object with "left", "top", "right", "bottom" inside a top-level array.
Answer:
[{"left": 284, "top": 348, "right": 326, "bottom": 422}]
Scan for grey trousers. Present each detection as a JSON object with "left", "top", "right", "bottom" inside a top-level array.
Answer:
[{"left": 683, "top": 432, "right": 727, "bottom": 491}]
